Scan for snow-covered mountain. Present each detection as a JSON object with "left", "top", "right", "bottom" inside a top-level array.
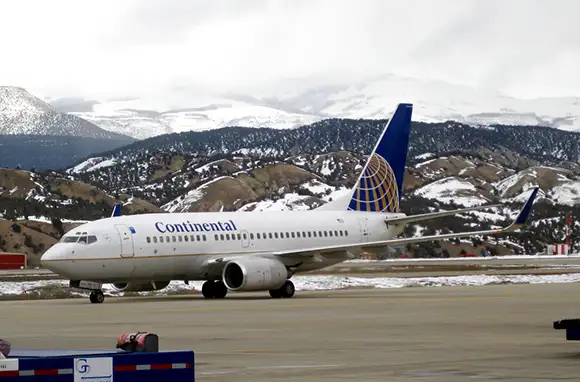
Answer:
[
  {"left": 49, "top": 74, "right": 580, "bottom": 139},
  {"left": 0, "top": 87, "right": 132, "bottom": 140}
]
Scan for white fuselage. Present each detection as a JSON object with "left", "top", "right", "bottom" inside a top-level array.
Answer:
[{"left": 41, "top": 210, "right": 405, "bottom": 283}]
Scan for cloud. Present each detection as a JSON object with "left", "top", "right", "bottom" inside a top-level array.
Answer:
[{"left": 0, "top": 0, "right": 579, "bottom": 100}]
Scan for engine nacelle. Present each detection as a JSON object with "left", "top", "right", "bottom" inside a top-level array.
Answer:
[
  {"left": 222, "top": 257, "right": 290, "bottom": 291},
  {"left": 111, "top": 281, "right": 171, "bottom": 292}
]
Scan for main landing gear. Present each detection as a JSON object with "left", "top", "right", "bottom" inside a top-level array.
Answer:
[
  {"left": 201, "top": 280, "right": 228, "bottom": 299},
  {"left": 89, "top": 290, "right": 105, "bottom": 304},
  {"left": 201, "top": 280, "right": 295, "bottom": 299},
  {"left": 269, "top": 280, "right": 295, "bottom": 298}
]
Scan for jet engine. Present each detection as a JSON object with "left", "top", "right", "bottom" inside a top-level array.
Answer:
[
  {"left": 222, "top": 257, "right": 290, "bottom": 291},
  {"left": 111, "top": 281, "right": 171, "bottom": 292}
]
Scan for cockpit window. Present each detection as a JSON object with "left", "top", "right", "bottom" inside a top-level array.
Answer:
[
  {"left": 59, "top": 234, "right": 98, "bottom": 244},
  {"left": 61, "top": 236, "right": 80, "bottom": 243}
]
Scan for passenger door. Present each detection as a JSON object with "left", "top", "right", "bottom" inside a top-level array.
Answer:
[
  {"left": 115, "top": 224, "right": 135, "bottom": 258},
  {"left": 357, "top": 217, "right": 370, "bottom": 242}
]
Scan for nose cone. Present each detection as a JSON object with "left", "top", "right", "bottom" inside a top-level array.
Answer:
[{"left": 40, "top": 245, "right": 65, "bottom": 273}]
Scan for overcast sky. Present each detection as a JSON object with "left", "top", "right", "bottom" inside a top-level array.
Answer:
[{"left": 1, "top": 0, "right": 579, "bottom": 100}]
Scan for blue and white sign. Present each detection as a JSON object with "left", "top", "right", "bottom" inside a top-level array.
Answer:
[
  {"left": 0, "top": 359, "right": 18, "bottom": 371},
  {"left": 74, "top": 357, "right": 113, "bottom": 382}
]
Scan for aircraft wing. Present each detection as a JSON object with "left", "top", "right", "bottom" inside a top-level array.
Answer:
[
  {"left": 272, "top": 187, "right": 539, "bottom": 259},
  {"left": 384, "top": 203, "right": 503, "bottom": 226}
]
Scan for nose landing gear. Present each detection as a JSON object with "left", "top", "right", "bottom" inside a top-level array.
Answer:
[{"left": 89, "top": 290, "right": 105, "bottom": 303}]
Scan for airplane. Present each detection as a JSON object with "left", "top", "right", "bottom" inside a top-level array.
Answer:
[{"left": 40, "top": 103, "right": 540, "bottom": 304}]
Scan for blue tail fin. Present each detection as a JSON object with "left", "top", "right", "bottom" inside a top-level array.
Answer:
[
  {"left": 347, "top": 103, "right": 413, "bottom": 213},
  {"left": 111, "top": 203, "right": 121, "bottom": 217}
]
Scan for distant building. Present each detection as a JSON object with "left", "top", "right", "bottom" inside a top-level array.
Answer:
[{"left": 546, "top": 244, "right": 569, "bottom": 255}]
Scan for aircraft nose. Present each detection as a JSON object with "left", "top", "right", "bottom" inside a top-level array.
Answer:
[{"left": 40, "top": 245, "right": 65, "bottom": 272}]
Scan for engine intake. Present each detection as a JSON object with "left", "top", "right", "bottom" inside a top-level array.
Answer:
[
  {"left": 222, "top": 257, "right": 290, "bottom": 291},
  {"left": 111, "top": 281, "right": 170, "bottom": 292}
]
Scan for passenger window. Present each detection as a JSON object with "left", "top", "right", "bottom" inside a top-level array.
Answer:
[
  {"left": 285, "top": 232, "right": 290, "bottom": 238},
  {"left": 203, "top": 235, "right": 207, "bottom": 241},
  {"left": 257, "top": 233, "right": 261, "bottom": 239},
  {"left": 166, "top": 236, "right": 170, "bottom": 243},
  {"left": 146, "top": 237, "right": 151, "bottom": 243},
  {"left": 160, "top": 236, "right": 164, "bottom": 243},
  {"left": 178, "top": 236, "right": 183, "bottom": 242},
  {"left": 291, "top": 232, "right": 295, "bottom": 238},
  {"left": 173, "top": 236, "right": 177, "bottom": 243},
  {"left": 269, "top": 233, "right": 273, "bottom": 239},
  {"left": 274, "top": 232, "right": 279, "bottom": 239},
  {"left": 237, "top": 233, "right": 241, "bottom": 240},
  {"left": 220, "top": 234, "right": 225, "bottom": 240},
  {"left": 324, "top": 231, "right": 328, "bottom": 237},
  {"left": 153, "top": 236, "right": 158, "bottom": 243},
  {"left": 226, "top": 234, "right": 231, "bottom": 240},
  {"left": 308, "top": 232, "right": 312, "bottom": 238},
  {"left": 319, "top": 231, "right": 323, "bottom": 237},
  {"left": 184, "top": 235, "right": 188, "bottom": 242},
  {"left": 215, "top": 234, "right": 219, "bottom": 241},
  {"left": 250, "top": 233, "right": 254, "bottom": 239},
  {"left": 329, "top": 231, "right": 333, "bottom": 237},
  {"left": 339, "top": 230, "right": 343, "bottom": 236},
  {"left": 335, "top": 230, "right": 339, "bottom": 236},
  {"left": 191, "top": 235, "right": 195, "bottom": 241},
  {"left": 345, "top": 231, "right": 349, "bottom": 236},
  {"left": 197, "top": 235, "right": 202, "bottom": 241},
  {"left": 313, "top": 232, "right": 317, "bottom": 237}
]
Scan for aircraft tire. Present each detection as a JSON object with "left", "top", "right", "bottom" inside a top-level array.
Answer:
[
  {"left": 213, "top": 281, "right": 228, "bottom": 299},
  {"left": 269, "top": 289, "right": 282, "bottom": 298},
  {"left": 90, "top": 290, "right": 105, "bottom": 304},
  {"left": 201, "top": 280, "right": 215, "bottom": 298},
  {"left": 280, "top": 280, "right": 295, "bottom": 298}
]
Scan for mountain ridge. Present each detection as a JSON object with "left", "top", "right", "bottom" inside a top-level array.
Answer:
[
  {"left": 48, "top": 74, "right": 580, "bottom": 139},
  {"left": 0, "top": 86, "right": 132, "bottom": 140}
]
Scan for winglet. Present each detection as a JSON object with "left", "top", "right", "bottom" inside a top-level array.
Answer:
[
  {"left": 111, "top": 203, "right": 121, "bottom": 217},
  {"left": 514, "top": 187, "right": 539, "bottom": 225},
  {"left": 507, "top": 187, "right": 539, "bottom": 230}
]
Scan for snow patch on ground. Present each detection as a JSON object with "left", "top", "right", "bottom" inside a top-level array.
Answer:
[{"left": 5, "top": 273, "right": 580, "bottom": 298}]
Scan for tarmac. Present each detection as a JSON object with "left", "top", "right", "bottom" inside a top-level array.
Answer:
[{"left": 3, "top": 283, "right": 580, "bottom": 381}]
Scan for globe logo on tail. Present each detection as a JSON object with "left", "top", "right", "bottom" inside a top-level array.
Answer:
[{"left": 348, "top": 153, "right": 400, "bottom": 213}]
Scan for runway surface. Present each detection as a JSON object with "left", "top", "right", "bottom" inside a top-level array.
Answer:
[{"left": 3, "top": 284, "right": 580, "bottom": 381}]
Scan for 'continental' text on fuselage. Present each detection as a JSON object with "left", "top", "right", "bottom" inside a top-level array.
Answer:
[{"left": 155, "top": 220, "right": 238, "bottom": 234}]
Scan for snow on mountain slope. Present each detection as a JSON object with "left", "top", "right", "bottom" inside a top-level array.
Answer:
[
  {"left": 48, "top": 74, "right": 580, "bottom": 139},
  {"left": 67, "top": 157, "right": 119, "bottom": 174},
  {"left": 413, "top": 177, "right": 492, "bottom": 207},
  {"left": 277, "top": 75, "right": 580, "bottom": 126},
  {"left": 67, "top": 96, "right": 322, "bottom": 140},
  {"left": 0, "top": 87, "right": 132, "bottom": 139}
]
